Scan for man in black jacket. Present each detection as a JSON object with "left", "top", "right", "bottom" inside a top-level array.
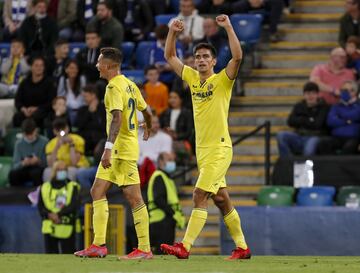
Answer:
[
  {"left": 276, "top": 82, "right": 329, "bottom": 157},
  {"left": 339, "top": 0, "right": 360, "bottom": 47}
]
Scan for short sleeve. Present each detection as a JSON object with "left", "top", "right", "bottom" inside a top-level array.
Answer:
[
  {"left": 108, "top": 85, "right": 124, "bottom": 112},
  {"left": 72, "top": 135, "right": 85, "bottom": 154},
  {"left": 45, "top": 139, "right": 55, "bottom": 155},
  {"left": 220, "top": 69, "right": 235, "bottom": 90},
  {"left": 182, "top": 65, "right": 198, "bottom": 85},
  {"left": 135, "top": 85, "right": 147, "bottom": 111},
  {"left": 310, "top": 65, "right": 321, "bottom": 80}
]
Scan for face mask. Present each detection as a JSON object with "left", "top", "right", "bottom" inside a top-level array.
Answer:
[
  {"left": 35, "top": 13, "right": 46, "bottom": 19},
  {"left": 56, "top": 170, "right": 67, "bottom": 181},
  {"left": 164, "top": 161, "right": 176, "bottom": 173},
  {"left": 340, "top": 90, "right": 351, "bottom": 102},
  {"left": 24, "top": 137, "right": 36, "bottom": 144}
]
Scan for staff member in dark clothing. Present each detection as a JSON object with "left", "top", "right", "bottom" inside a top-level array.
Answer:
[
  {"left": 147, "top": 152, "right": 185, "bottom": 254},
  {"left": 38, "top": 160, "right": 80, "bottom": 254}
]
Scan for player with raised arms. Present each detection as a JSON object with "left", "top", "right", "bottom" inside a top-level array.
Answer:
[{"left": 160, "top": 15, "right": 251, "bottom": 260}]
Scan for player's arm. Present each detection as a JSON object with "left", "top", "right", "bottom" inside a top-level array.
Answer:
[
  {"left": 141, "top": 107, "right": 153, "bottom": 141},
  {"left": 164, "top": 19, "right": 185, "bottom": 77},
  {"left": 102, "top": 110, "right": 122, "bottom": 168},
  {"left": 216, "top": 14, "right": 243, "bottom": 80}
]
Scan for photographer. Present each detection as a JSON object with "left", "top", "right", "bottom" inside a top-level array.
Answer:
[
  {"left": 9, "top": 118, "right": 48, "bottom": 187},
  {"left": 43, "top": 118, "right": 89, "bottom": 182}
]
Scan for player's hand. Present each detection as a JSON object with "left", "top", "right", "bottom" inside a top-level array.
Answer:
[
  {"left": 216, "top": 14, "right": 231, "bottom": 28},
  {"left": 170, "top": 19, "right": 184, "bottom": 33},
  {"left": 101, "top": 149, "right": 112, "bottom": 169},
  {"left": 48, "top": 212, "right": 61, "bottom": 224},
  {"left": 143, "top": 126, "right": 150, "bottom": 141}
]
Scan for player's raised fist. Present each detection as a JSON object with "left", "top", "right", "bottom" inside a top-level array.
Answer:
[
  {"left": 215, "top": 14, "right": 231, "bottom": 27},
  {"left": 170, "top": 19, "right": 184, "bottom": 32}
]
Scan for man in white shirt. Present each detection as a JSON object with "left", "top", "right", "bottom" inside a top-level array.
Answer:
[{"left": 169, "top": 0, "right": 204, "bottom": 49}]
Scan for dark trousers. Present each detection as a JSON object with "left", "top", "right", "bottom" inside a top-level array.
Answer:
[
  {"left": 9, "top": 166, "right": 44, "bottom": 186},
  {"left": 232, "top": 0, "right": 284, "bottom": 33},
  {"left": 44, "top": 233, "right": 75, "bottom": 254},
  {"left": 13, "top": 109, "right": 48, "bottom": 129},
  {"left": 317, "top": 137, "right": 359, "bottom": 155},
  {"left": 150, "top": 217, "right": 176, "bottom": 254}
]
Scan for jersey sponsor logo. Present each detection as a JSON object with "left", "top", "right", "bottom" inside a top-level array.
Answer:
[{"left": 192, "top": 90, "right": 213, "bottom": 102}]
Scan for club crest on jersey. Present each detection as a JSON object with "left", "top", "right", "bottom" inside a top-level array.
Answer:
[{"left": 126, "top": 85, "right": 135, "bottom": 94}]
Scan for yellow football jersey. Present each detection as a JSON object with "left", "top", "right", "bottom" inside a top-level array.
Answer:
[
  {"left": 182, "top": 65, "right": 234, "bottom": 148},
  {"left": 104, "top": 74, "right": 147, "bottom": 160}
]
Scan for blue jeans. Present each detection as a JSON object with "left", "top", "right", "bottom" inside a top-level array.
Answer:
[
  {"left": 277, "top": 131, "right": 320, "bottom": 156},
  {"left": 76, "top": 167, "right": 97, "bottom": 188}
]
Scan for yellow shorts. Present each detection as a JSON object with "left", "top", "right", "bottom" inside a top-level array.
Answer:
[
  {"left": 95, "top": 159, "right": 140, "bottom": 187},
  {"left": 195, "top": 146, "right": 232, "bottom": 195}
]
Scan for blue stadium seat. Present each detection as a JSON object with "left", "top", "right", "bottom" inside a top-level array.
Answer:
[
  {"left": 69, "top": 42, "right": 86, "bottom": 58},
  {"left": 229, "top": 14, "right": 263, "bottom": 48},
  {"left": 296, "top": 186, "right": 336, "bottom": 207},
  {"left": 121, "top": 42, "right": 135, "bottom": 69},
  {"left": 135, "top": 41, "right": 155, "bottom": 69},
  {"left": 214, "top": 46, "right": 231, "bottom": 72},
  {"left": 155, "top": 14, "right": 177, "bottom": 26},
  {"left": 0, "top": 43, "right": 11, "bottom": 59},
  {"left": 122, "top": 70, "right": 145, "bottom": 85}
]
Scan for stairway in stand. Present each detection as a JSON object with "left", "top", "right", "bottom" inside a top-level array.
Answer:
[{"left": 175, "top": 0, "right": 342, "bottom": 255}]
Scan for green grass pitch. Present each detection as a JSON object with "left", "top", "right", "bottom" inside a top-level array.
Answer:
[{"left": 1, "top": 254, "right": 360, "bottom": 273}]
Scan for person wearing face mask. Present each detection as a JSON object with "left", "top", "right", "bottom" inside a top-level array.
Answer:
[
  {"left": 38, "top": 160, "right": 80, "bottom": 254},
  {"left": 19, "top": 0, "right": 58, "bottom": 58},
  {"left": 9, "top": 118, "right": 48, "bottom": 187},
  {"left": 318, "top": 80, "right": 360, "bottom": 155},
  {"left": 147, "top": 152, "right": 185, "bottom": 254}
]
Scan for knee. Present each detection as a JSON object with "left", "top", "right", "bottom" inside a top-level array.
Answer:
[
  {"left": 193, "top": 188, "right": 208, "bottom": 206},
  {"left": 213, "top": 194, "right": 226, "bottom": 210}
]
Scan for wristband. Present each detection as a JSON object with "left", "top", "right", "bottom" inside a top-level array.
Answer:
[{"left": 105, "top": 141, "right": 114, "bottom": 150}]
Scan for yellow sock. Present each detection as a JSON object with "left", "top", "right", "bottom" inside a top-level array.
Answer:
[
  {"left": 92, "top": 199, "right": 109, "bottom": 246},
  {"left": 182, "top": 208, "right": 207, "bottom": 251},
  {"left": 132, "top": 204, "right": 150, "bottom": 252},
  {"left": 224, "top": 208, "right": 248, "bottom": 249}
]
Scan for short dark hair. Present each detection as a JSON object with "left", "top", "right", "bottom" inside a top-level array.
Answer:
[
  {"left": 303, "top": 81, "right": 319, "bottom": 93},
  {"left": 29, "top": 55, "right": 45, "bottom": 66},
  {"left": 52, "top": 118, "right": 68, "bottom": 131},
  {"left": 85, "top": 28, "right": 100, "bottom": 35},
  {"left": 52, "top": 96, "right": 66, "bottom": 106},
  {"left": 100, "top": 47, "right": 123, "bottom": 64},
  {"left": 193, "top": 43, "right": 217, "bottom": 58},
  {"left": 32, "top": 0, "right": 47, "bottom": 6},
  {"left": 346, "top": 35, "right": 360, "bottom": 48},
  {"left": 21, "top": 118, "right": 37, "bottom": 135},
  {"left": 11, "top": 38, "right": 24, "bottom": 46},
  {"left": 55, "top": 38, "right": 69, "bottom": 47},
  {"left": 145, "top": 65, "right": 158, "bottom": 74},
  {"left": 98, "top": 0, "right": 113, "bottom": 10},
  {"left": 82, "top": 84, "right": 98, "bottom": 95},
  {"left": 155, "top": 25, "right": 169, "bottom": 40}
]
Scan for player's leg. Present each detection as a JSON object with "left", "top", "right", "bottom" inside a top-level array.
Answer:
[
  {"left": 119, "top": 184, "right": 153, "bottom": 259},
  {"left": 212, "top": 188, "right": 250, "bottom": 259}
]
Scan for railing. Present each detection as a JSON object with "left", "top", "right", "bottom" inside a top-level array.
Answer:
[{"left": 173, "top": 121, "right": 272, "bottom": 185}]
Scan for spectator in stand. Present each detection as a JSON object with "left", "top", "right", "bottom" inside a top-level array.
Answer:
[
  {"left": 339, "top": 0, "right": 360, "bottom": 48},
  {"left": 76, "top": 30, "right": 101, "bottom": 83},
  {"left": 139, "top": 115, "right": 173, "bottom": 166},
  {"left": 345, "top": 36, "right": 360, "bottom": 77},
  {"left": 120, "top": 0, "right": 154, "bottom": 42},
  {"left": 43, "top": 118, "right": 89, "bottom": 182},
  {"left": 13, "top": 56, "right": 56, "bottom": 129},
  {"left": 147, "top": 152, "right": 185, "bottom": 254},
  {"left": 38, "top": 160, "right": 80, "bottom": 254},
  {"left": 310, "top": 47, "right": 355, "bottom": 105},
  {"left": 318, "top": 80, "right": 360, "bottom": 155},
  {"left": 47, "top": 39, "right": 70, "bottom": 85},
  {"left": 19, "top": 0, "right": 58, "bottom": 57},
  {"left": 171, "top": 53, "right": 194, "bottom": 110},
  {"left": 2, "top": 0, "right": 33, "bottom": 41},
  {"left": 75, "top": 84, "right": 106, "bottom": 155},
  {"left": 150, "top": 25, "right": 184, "bottom": 87},
  {"left": 148, "top": 0, "right": 169, "bottom": 15},
  {"left": 57, "top": 60, "right": 86, "bottom": 126},
  {"left": 194, "top": 17, "right": 227, "bottom": 55},
  {"left": 144, "top": 65, "right": 169, "bottom": 116},
  {"left": 8, "top": 118, "right": 48, "bottom": 187},
  {"left": 0, "top": 39, "right": 29, "bottom": 98},
  {"left": 160, "top": 90, "right": 194, "bottom": 155},
  {"left": 44, "top": 96, "right": 70, "bottom": 139},
  {"left": 276, "top": 82, "right": 329, "bottom": 157},
  {"left": 46, "top": 0, "right": 76, "bottom": 41},
  {"left": 231, "top": 0, "right": 284, "bottom": 42},
  {"left": 169, "top": 0, "right": 204, "bottom": 49},
  {"left": 75, "top": 0, "right": 98, "bottom": 41},
  {"left": 86, "top": 1, "right": 124, "bottom": 49}
]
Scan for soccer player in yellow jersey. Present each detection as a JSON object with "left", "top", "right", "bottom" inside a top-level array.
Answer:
[
  {"left": 74, "top": 48, "right": 153, "bottom": 259},
  {"left": 160, "top": 15, "right": 251, "bottom": 260}
]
